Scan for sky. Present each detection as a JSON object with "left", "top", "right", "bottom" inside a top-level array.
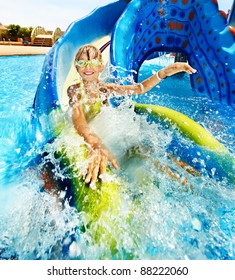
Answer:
[{"left": 0, "top": 0, "right": 234, "bottom": 31}]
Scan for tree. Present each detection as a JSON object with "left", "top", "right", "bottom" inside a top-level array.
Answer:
[
  {"left": 18, "top": 26, "right": 33, "bottom": 40},
  {"left": 7, "top": 24, "right": 21, "bottom": 41}
]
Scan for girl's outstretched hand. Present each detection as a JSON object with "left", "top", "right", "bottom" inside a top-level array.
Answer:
[
  {"left": 84, "top": 147, "right": 118, "bottom": 190},
  {"left": 158, "top": 62, "right": 197, "bottom": 79}
]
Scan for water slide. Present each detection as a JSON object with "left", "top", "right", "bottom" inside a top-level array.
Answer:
[
  {"left": 31, "top": 0, "right": 235, "bottom": 247},
  {"left": 31, "top": 0, "right": 235, "bottom": 184},
  {"left": 110, "top": 0, "right": 235, "bottom": 105},
  {"left": 31, "top": 0, "right": 235, "bottom": 257},
  {"left": 33, "top": 0, "right": 235, "bottom": 145}
]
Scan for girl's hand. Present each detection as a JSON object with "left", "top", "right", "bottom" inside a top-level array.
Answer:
[
  {"left": 84, "top": 147, "right": 118, "bottom": 189},
  {"left": 158, "top": 62, "right": 197, "bottom": 79}
]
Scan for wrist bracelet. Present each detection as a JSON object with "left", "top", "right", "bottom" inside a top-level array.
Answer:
[
  {"left": 152, "top": 70, "right": 163, "bottom": 81},
  {"left": 156, "top": 71, "right": 163, "bottom": 81},
  {"left": 138, "top": 83, "right": 145, "bottom": 93}
]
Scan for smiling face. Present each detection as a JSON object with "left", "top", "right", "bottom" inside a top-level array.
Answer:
[{"left": 75, "top": 45, "right": 104, "bottom": 83}]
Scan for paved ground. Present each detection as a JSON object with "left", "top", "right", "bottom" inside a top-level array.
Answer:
[{"left": 0, "top": 45, "right": 51, "bottom": 56}]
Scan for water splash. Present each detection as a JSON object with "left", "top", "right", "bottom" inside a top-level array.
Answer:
[
  {"left": 2, "top": 101, "right": 231, "bottom": 260},
  {"left": 1, "top": 56, "right": 235, "bottom": 260}
]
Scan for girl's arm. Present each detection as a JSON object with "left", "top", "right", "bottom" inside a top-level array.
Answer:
[
  {"left": 71, "top": 104, "right": 103, "bottom": 150},
  {"left": 106, "top": 62, "right": 197, "bottom": 95},
  {"left": 67, "top": 84, "right": 104, "bottom": 149},
  {"left": 67, "top": 87, "right": 118, "bottom": 188}
]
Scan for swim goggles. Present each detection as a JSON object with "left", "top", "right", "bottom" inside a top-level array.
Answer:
[{"left": 75, "top": 59, "right": 102, "bottom": 67}]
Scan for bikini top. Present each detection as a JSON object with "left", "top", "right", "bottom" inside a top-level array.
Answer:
[{"left": 69, "top": 82, "right": 108, "bottom": 122}]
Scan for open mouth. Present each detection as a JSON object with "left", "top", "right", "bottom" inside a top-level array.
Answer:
[{"left": 83, "top": 71, "right": 94, "bottom": 76}]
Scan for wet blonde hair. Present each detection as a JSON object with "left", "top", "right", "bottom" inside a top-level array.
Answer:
[{"left": 75, "top": 45, "right": 102, "bottom": 62}]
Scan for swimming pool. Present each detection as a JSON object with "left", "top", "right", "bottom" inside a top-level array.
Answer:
[{"left": 0, "top": 55, "right": 235, "bottom": 260}]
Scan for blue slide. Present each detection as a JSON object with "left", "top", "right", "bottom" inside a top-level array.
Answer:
[
  {"left": 32, "top": 0, "right": 128, "bottom": 146},
  {"left": 110, "top": 0, "right": 235, "bottom": 106},
  {"left": 33, "top": 1, "right": 235, "bottom": 122},
  {"left": 34, "top": 0, "right": 235, "bottom": 118},
  {"left": 32, "top": 0, "right": 235, "bottom": 182},
  {"left": 33, "top": 1, "right": 128, "bottom": 118},
  {"left": 25, "top": 1, "right": 235, "bottom": 260}
]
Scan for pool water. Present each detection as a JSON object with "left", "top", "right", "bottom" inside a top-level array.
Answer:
[{"left": 0, "top": 55, "right": 235, "bottom": 260}]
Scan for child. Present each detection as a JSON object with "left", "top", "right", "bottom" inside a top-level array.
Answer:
[{"left": 67, "top": 44, "right": 197, "bottom": 189}]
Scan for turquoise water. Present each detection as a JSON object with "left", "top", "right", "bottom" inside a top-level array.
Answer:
[
  {"left": 0, "top": 55, "right": 235, "bottom": 260},
  {"left": 0, "top": 56, "right": 45, "bottom": 184}
]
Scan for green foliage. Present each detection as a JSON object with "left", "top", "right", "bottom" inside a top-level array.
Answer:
[
  {"left": 6, "top": 24, "right": 33, "bottom": 41},
  {"left": 18, "top": 26, "right": 33, "bottom": 40},
  {"left": 7, "top": 24, "right": 20, "bottom": 40}
]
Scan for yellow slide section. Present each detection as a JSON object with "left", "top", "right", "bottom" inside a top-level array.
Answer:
[{"left": 134, "top": 103, "right": 228, "bottom": 154}]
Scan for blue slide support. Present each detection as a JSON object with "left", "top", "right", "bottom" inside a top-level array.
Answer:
[{"left": 110, "top": 0, "right": 235, "bottom": 108}]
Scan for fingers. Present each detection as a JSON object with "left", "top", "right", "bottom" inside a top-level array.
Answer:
[
  {"left": 84, "top": 153, "right": 95, "bottom": 184},
  {"left": 99, "top": 155, "right": 108, "bottom": 183},
  {"left": 98, "top": 148, "right": 119, "bottom": 170},
  {"left": 105, "top": 151, "right": 119, "bottom": 170},
  {"left": 164, "top": 62, "right": 197, "bottom": 77},
  {"left": 84, "top": 150, "right": 99, "bottom": 188},
  {"left": 175, "top": 62, "right": 197, "bottom": 74},
  {"left": 185, "top": 64, "right": 197, "bottom": 74},
  {"left": 89, "top": 155, "right": 101, "bottom": 189},
  {"left": 84, "top": 148, "right": 118, "bottom": 189},
  {"left": 111, "top": 158, "right": 119, "bottom": 170}
]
